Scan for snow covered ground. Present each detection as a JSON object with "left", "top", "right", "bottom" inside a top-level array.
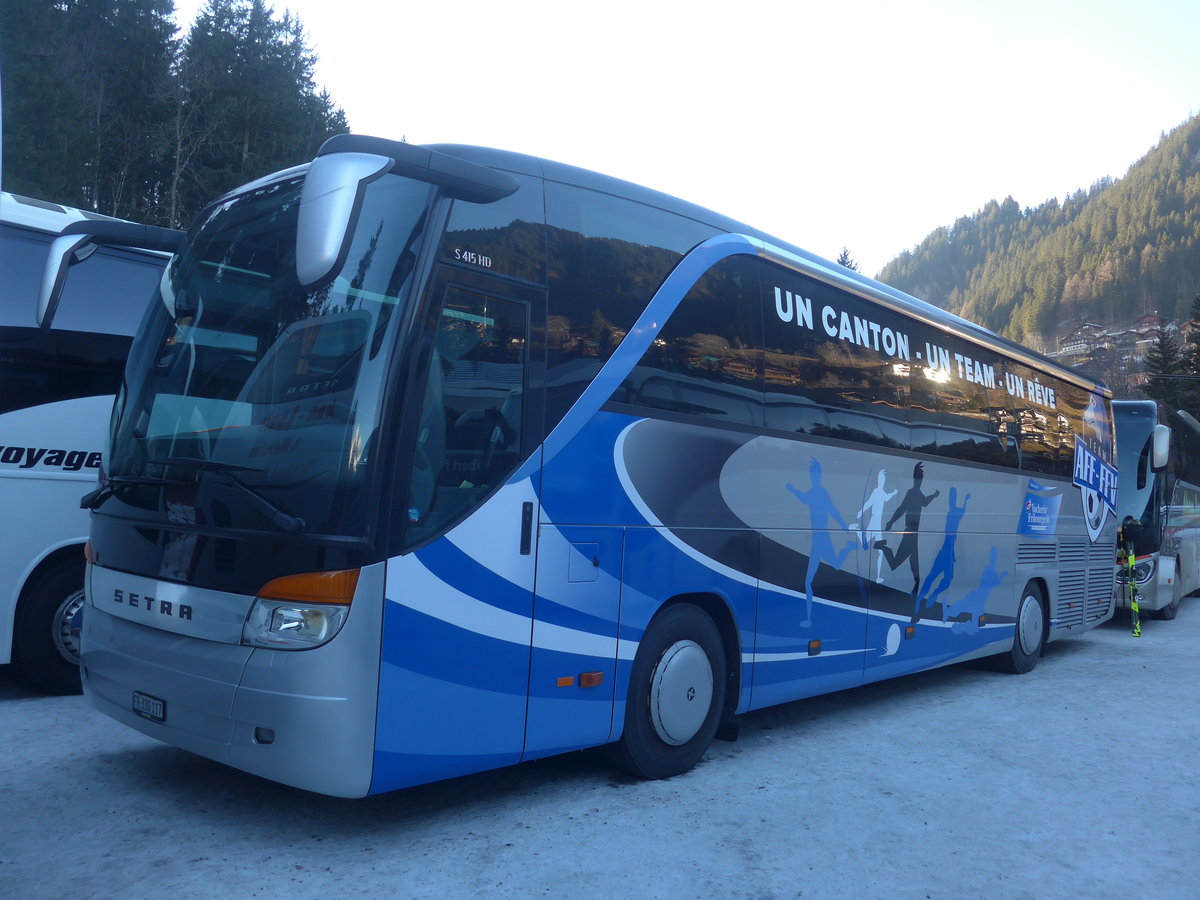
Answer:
[{"left": 1, "top": 606, "right": 1197, "bottom": 899}]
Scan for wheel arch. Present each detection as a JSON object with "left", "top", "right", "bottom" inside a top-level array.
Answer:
[{"left": 8, "top": 541, "right": 88, "bottom": 655}]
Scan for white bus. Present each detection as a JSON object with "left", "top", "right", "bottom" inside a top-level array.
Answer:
[{"left": 0, "top": 192, "right": 166, "bottom": 693}]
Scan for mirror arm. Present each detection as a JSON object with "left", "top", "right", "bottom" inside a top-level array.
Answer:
[
  {"left": 58, "top": 219, "right": 186, "bottom": 253},
  {"left": 315, "top": 134, "right": 520, "bottom": 203}
]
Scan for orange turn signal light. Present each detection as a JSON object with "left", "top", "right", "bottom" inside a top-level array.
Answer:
[{"left": 257, "top": 568, "right": 361, "bottom": 605}]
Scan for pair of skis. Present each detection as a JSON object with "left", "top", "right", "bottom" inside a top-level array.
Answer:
[{"left": 1117, "top": 518, "right": 1141, "bottom": 637}]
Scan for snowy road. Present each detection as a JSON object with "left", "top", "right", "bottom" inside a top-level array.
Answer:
[{"left": 2, "top": 607, "right": 1197, "bottom": 899}]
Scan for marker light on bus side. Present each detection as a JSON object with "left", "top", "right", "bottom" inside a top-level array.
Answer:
[{"left": 242, "top": 568, "right": 361, "bottom": 649}]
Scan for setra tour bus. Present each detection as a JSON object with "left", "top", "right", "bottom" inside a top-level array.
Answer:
[
  {"left": 42, "top": 136, "right": 1118, "bottom": 796},
  {"left": 1113, "top": 399, "right": 1200, "bottom": 619},
  {"left": 0, "top": 192, "right": 167, "bottom": 693}
]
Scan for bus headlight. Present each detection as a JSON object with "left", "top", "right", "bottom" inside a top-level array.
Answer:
[
  {"left": 1131, "top": 558, "right": 1156, "bottom": 584},
  {"left": 243, "top": 600, "right": 348, "bottom": 648},
  {"left": 242, "top": 568, "right": 360, "bottom": 649},
  {"left": 1117, "top": 558, "right": 1156, "bottom": 585}
]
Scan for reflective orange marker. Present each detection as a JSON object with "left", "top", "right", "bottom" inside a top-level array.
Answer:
[
  {"left": 579, "top": 671, "right": 603, "bottom": 688},
  {"left": 257, "top": 568, "right": 361, "bottom": 605}
]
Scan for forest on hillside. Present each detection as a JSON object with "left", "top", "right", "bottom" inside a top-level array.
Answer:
[
  {"left": 879, "top": 115, "right": 1200, "bottom": 352},
  {"left": 0, "top": 0, "right": 348, "bottom": 228}
]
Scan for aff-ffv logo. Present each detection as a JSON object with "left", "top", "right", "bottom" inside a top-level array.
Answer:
[
  {"left": 113, "top": 589, "right": 193, "bottom": 621},
  {"left": 0, "top": 445, "right": 102, "bottom": 472},
  {"left": 1073, "top": 436, "right": 1118, "bottom": 543}
]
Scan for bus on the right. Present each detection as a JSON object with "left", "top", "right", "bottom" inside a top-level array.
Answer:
[{"left": 1114, "top": 399, "right": 1200, "bottom": 619}]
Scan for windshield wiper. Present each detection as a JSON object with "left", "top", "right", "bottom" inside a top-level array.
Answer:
[
  {"left": 80, "top": 474, "right": 191, "bottom": 511},
  {"left": 147, "top": 457, "right": 307, "bottom": 534}
]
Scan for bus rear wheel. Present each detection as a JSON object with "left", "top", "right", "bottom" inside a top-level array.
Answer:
[
  {"left": 999, "top": 582, "right": 1045, "bottom": 675},
  {"left": 608, "top": 603, "right": 726, "bottom": 780},
  {"left": 13, "top": 557, "right": 85, "bottom": 695}
]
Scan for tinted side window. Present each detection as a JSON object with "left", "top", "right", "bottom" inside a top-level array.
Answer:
[
  {"left": 614, "top": 254, "right": 762, "bottom": 426},
  {"left": 1, "top": 224, "right": 163, "bottom": 334},
  {"left": 544, "top": 183, "right": 720, "bottom": 429},
  {"left": 440, "top": 173, "right": 547, "bottom": 284},
  {"left": 403, "top": 285, "right": 528, "bottom": 548},
  {"left": 1, "top": 224, "right": 144, "bottom": 412},
  {"left": 0, "top": 224, "right": 49, "bottom": 327},
  {"left": 763, "top": 265, "right": 910, "bottom": 449},
  {"left": 53, "top": 245, "right": 164, "bottom": 336},
  {"left": 1005, "top": 361, "right": 1069, "bottom": 476},
  {"left": 908, "top": 331, "right": 1017, "bottom": 467}
]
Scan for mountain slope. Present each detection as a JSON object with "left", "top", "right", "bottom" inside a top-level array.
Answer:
[{"left": 878, "top": 115, "right": 1200, "bottom": 351}]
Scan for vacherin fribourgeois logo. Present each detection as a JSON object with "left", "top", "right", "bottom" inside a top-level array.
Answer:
[{"left": 1018, "top": 479, "right": 1062, "bottom": 536}]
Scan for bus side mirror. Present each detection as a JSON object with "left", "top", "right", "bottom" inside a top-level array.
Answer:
[
  {"left": 295, "top": 151, "right": 393, "bottom": 290},
  {"left": 296, "top": 136, "right": 521, "bottom": 290},
  {"left": 1152, "top": 423, "right": 1170, "bottom": 471},
  {"left": 38, "top": 220, "right": 184, "bottom": 329},
  {"left": 39, "top": 233, "right": 99, "bottom": 328}
]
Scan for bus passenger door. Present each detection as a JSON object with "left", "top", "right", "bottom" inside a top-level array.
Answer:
[
  {"left": 523, "top": 525, "right": 623, "bottom": 760},
  {"left": 375, "top": 269, "right": 545, "bottom": 791}
]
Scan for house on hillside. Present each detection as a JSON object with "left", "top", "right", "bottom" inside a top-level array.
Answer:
[
  {"left": 1051, "top": 315, "right": 1178, "bottom": 392},
  {"left": 1056, "top": 322, "right": 1109, "bottom": 360}
]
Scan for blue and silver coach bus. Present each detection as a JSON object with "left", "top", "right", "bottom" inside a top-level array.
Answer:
[{"left": 42, "top": 136, "right": 1117, "bottom": 796}]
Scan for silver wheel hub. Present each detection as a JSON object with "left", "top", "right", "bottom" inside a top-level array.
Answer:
[
  {"left": 1018, "top": 593, "right": 1044, "bottom": 656},
  {"left": 53, "top": 589, "right": 86, "bottom": 664},
  {"left": 649, "top": 639, "right": 713, "bottom": 746}
]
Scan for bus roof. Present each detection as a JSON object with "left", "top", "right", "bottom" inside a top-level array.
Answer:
[{"left": 0, "top": 191, "right": 129, "bottom": 235}]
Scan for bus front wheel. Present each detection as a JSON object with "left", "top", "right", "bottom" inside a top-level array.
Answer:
[
  {"left": 1157, "top": 561, "right": 1182, "bottom": 620},
  {"left": 13, "top": 556, "right": 85, "bottom": 695},
  {"left": 608, "top": 603, "right": 726, "bottom": 780},
  {"left": 1000, "top": 582, "right": 1045, "bottom": 675}
]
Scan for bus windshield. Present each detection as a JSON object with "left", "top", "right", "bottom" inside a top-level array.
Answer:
[
  {"left": 105, "top": 172, "right": 434, "bottom": 540},
  {"left": 1115, "top": 403, "right": 1160, "bottom": 538}
]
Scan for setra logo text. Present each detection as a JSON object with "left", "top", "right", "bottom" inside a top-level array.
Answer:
[{"left": 113, "top": 589, "right": 193, "bottom": 620}]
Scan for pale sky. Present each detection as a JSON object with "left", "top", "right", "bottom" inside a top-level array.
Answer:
[{"left": 174, "top": 0, "right": 1198, "bottom": 276}]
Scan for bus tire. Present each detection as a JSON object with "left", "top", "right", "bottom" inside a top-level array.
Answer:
[
  {"left": 608, "top": 603, "right": 726, "bottom": 780},
  {"left": 1000, "top": 581, "right": 1045, "bottom": 675},
  {"left": 13, "top": 556, "right": 86, "bottom": 695},
  {"left": 1157, "top": 562, "right": 1182, "bottom": 620}
]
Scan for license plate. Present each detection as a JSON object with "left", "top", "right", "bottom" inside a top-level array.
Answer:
[{"left": 132, "top": 691, "right": 166, "bottom": 723}]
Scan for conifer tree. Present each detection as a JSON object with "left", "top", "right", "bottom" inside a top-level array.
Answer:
[
  {"left": 1144, "top": 325, "right": 1186, "bottom": 410},
  {"left": 0, "top": 0, "right": 347, "bottom": 226},
  {"left": 836, "top": 248, "right": 858, "bottom": 271},
  {"left": 1179, "top": 292, "right": 1200, "bottom": 412}
]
